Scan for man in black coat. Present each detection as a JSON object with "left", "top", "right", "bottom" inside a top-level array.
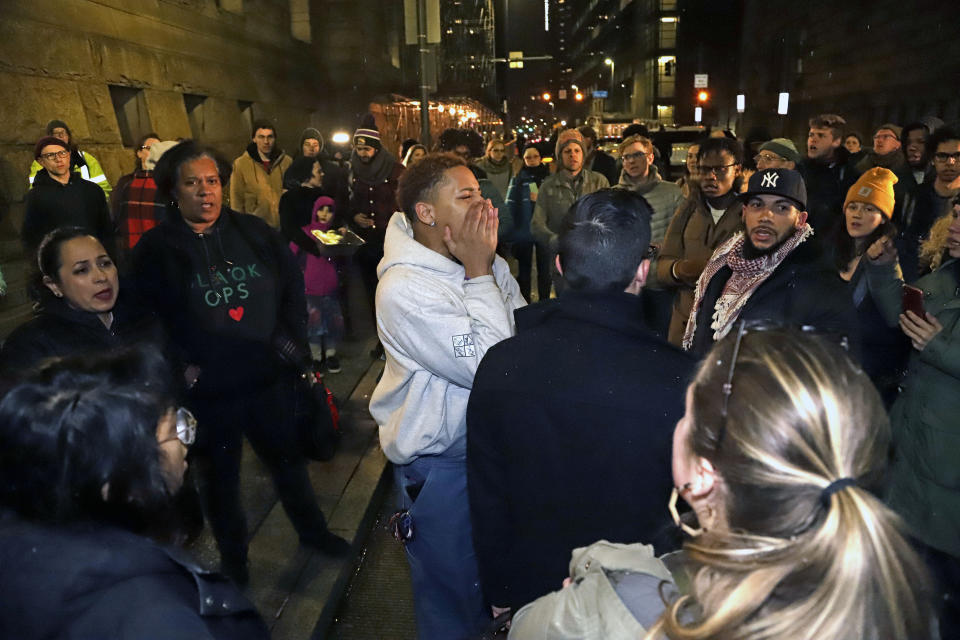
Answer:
[
  {"left": 684, "top": 168, "right": 858, "bottom": 356},
  {"left": 22, "top": 136, "right": 115, "bottom": 257},
  {"left": 467, "top": 189, "right": 695, "bottom": 614},
  {"left": 798, "top": 113, "right": 858, "bottom": 242}
]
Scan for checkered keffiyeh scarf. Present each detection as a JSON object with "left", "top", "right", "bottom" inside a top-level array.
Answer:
[{"left": 682, "top": 224, "right": 814, "bottom": 350}]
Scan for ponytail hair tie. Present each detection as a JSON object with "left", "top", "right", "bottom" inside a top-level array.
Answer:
[{"left": 821, "top": 477, "right": 857, "bottom": 507}]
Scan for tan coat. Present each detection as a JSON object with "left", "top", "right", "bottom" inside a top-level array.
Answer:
[
  {"left": 229, "top": 146, "right": 292, "bottom": 227},
  {"left": 654, "top": 194, "right": 743, "bottom": 345}
]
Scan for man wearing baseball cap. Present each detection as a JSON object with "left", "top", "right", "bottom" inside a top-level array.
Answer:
[
  {"left": 22, "top": 136, "right": 115, "bottom": 256},
  {"left": 683, "top": 168, "right": 857, "bottom": 355}
]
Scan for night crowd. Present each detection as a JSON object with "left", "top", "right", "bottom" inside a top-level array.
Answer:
[{"left": 0, "top": 108, "right": 957, "bottom": 640}]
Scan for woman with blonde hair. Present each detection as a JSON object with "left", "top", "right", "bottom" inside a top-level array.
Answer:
[{"left": 508, "top": 327, "right": 933, "bottom": 640}]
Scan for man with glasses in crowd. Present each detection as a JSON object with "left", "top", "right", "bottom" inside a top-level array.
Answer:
[
  {"left": 899, "top": 126, "right": 960, "bottom": 280},
  {"left": 799, "top": 113, "right": 857, "bottom": 239},
  {"left": 614, "top": 134, "right": 683, "bottom": 337},
  {"left": 27, "top": 119, "right": 112, "bottom": 200},
  {"left": 683, "top": 167, "right": 857, "bottom": 356},
  {"left": 852, "top": 123, "right": 918, "bottom": 232},
  {"left": 754, "top": 138, "right": 801, "bottom": 171},
  {"left": 22, "top": 135, "right": 114, "bottom": 256},
  {"left": 655, "top": 136, "right": 744, "bottom": 345}
]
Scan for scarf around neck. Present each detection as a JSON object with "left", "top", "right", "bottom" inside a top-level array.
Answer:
[
  {"left": 350, "top": 148, "right": 397, "bottom": 184},
  {"left": 682, "top": 223, "right": 814, "bottom": 349},
  {"left": 616, "top": 166, "right": 662, "bottom": 195}
]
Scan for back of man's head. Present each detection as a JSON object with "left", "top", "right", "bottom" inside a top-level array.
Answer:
[{"left": 558, "top": 189, "right": 652, "bottom": 293}]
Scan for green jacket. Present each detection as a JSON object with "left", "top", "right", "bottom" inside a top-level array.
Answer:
[
  {"left": 508, "top": 541, "right": 680, "bottom": 640},
  {"left": 530, "top": 169, "right": 609, "bottom": 253},
  {"left": 28, "top": 150, "right": 111, "bottom": 200},
  {"left": 873, "top": 258, "right": 960, "bottom": 557}
]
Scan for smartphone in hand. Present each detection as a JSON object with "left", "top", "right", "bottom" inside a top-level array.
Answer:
[{"left": 902, "top": 284, "right": 925, "bottom": 317}]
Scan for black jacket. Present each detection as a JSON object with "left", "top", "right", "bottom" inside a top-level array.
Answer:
[
  {"left": 799, "top": 150, "right": 857, "bottom": 242},
  {"left": 467, "top": 290, "right": 695, "bottom": 610},
  {"left": 0, "top": 292, "right": 165, "bottom": 379},
  {"left": 0, "top": 513, "right": 268, "bottom": 640},
  {"left": 899, "top": 180, "right": 953, "bottom": 281},
  {"left": 588, "top": 149, "right": 619, "bottom": 186},
  {"left": 689, "top": 239, "right": 859, "bottom": 356},
  {"left": 131, "top": 207, "right": 308, "bottom": 397},
  {"left": 22, "top": 169, "right": 115, "bottom": 256}
]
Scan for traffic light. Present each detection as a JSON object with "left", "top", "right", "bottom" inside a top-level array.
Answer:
[{"left": 696, "top": 90, "right": 710, "bottom": 103}]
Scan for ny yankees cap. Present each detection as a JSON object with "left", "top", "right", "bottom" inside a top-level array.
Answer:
[{"left": 740, "top": 168, "right": 807, "bottom": 210}]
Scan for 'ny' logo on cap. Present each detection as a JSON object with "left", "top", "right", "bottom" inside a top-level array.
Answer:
[
  {"left": 761, "top": 172, "right": 779, "bottom": 188},
  {"left": 858, "top": 186, "right": 873, "bottom": 197}
]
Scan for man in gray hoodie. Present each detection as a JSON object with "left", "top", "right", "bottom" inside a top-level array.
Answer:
[{"left": 370, "top": 152, "right": 525, "bottom": 639}]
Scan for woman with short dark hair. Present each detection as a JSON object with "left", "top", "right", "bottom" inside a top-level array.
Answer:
[
  {"left": 132, "top": 139, "right": 348, "bottom": 586},
  {"left": 0, "top": 351, "right": 269, "bottom": 639}
]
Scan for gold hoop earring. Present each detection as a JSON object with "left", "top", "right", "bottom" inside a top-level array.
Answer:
[{"left": 669, "top": 485, "right": 704, "bottom": 537}]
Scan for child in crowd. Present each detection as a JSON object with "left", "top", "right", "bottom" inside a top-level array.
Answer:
[{"left": 290, "top": 196, "right": 345, "bottom": 373}]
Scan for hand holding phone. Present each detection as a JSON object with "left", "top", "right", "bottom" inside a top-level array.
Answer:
[{"left": 902, "top": 284, "right": 925, "bottom": 317}]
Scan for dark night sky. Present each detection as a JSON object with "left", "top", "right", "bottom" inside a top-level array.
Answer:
[{"left": 497, "top": 0, "right": 554, "bottom": 108}]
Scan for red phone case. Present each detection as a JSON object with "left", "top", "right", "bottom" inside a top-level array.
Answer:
[{"left": 902, "top": 285, "right": 925, "bottom": 317}]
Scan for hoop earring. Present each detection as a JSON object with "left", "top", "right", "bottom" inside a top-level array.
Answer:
[{"left": 669, "top": 485, "right": 704, "bottom": 537}]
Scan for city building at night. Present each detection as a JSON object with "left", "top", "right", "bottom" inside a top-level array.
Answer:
[{"left": 439, "top": 0, "right": 498, "bottom": 104}]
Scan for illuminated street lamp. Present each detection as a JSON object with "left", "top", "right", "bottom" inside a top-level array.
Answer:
[
  {"left": 542, "top": 92, "right": 551, "bottom": 101},
  {"left": 331, "top": 132, "right": 350, "bottom": 144},
  {"left": 604, "top": 58, "right": 615, "bottom": 95}
]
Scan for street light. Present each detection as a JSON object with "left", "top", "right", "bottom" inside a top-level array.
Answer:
[
  {"left": 542, "top": 92, "right": 551, "bottom": 101},
  {"left": 604, "top": 58, "right": 615, "bottom": 97}
]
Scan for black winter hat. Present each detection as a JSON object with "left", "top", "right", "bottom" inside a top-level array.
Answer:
[{"left": 45, "top": 120, "right": 72, "bottom": 143}]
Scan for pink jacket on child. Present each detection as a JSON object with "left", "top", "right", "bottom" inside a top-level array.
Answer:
[{"left": 289, "top": 196, "right": 339, "bottom": 297}]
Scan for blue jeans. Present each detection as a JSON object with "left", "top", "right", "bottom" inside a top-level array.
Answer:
[{"left": 395, "top": 457, "right": 489, "bottom": 639}]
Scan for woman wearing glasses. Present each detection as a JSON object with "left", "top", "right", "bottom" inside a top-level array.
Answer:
[
  {"left": 1, "top": 227, "right": 165, "bottom": 379},
  {"left": 0, "top": 352, "right": 269, "bottom": 639},
  {"left": 656, "top": 137, "right": 744, "bottom": 346},
  {"left": 508, "top": 328, "right": 933, "bottom": 640}
]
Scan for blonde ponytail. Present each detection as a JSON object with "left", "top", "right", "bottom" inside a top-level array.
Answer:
[{"left": 648, "top": 330, "right": 932, "bottom": 640}]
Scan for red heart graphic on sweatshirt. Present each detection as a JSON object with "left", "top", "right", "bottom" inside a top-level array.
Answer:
[{"left": 228, "top": 306, "right": 244, "bottom": 321}]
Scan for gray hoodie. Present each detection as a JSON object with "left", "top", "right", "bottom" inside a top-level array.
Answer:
[{"left": 370, "top": 212, "right": 526, "bottom": 464}]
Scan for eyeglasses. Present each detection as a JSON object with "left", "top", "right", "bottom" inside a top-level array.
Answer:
[
  {"left": 622, "top": 151, "right": 648, "bottom": 162},
  {"left": 934, "top": 152, "right": 960, "bottom": 164},
  {"left": 159, "top": 407, "right": 197, "bottom": 447},
  {"left": 40, "top": 150, "right": 70, "bottom": 161},
  {"left": 698, "top": 162, "right": 738, "bottom": 177},
  {"left": 139, "top": 145, "right": 152, "bottom": 151},
  {"left": 873, "top": 133, "right": 898, "bottom": 141},
  {"left": 753, "top": 153, "right": 783, "bottom": 164}
]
